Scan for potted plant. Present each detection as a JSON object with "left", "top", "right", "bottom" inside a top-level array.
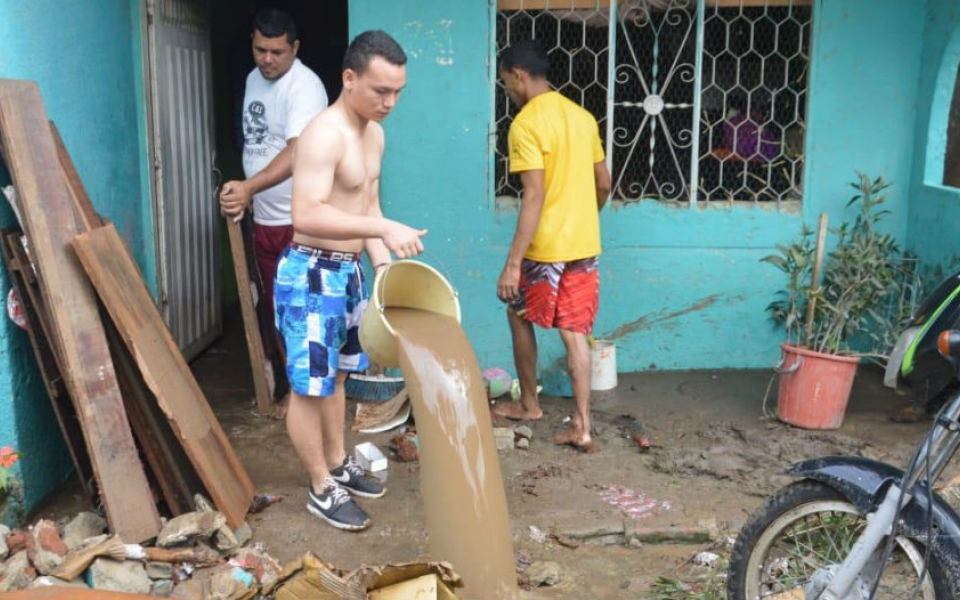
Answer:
[{"left": 763, "top": 172, "right": 906, "bottom": 429}]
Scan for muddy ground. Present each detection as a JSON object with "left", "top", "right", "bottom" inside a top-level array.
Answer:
[{"left": 31, "top": 307, "right": 944, "bottom": 599}]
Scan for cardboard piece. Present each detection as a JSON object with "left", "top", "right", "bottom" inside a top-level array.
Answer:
[
  {"left": 368, "top": 573, "right": 459, "bottom": 600},
  {"left": 271, "top": 554, "right": 463, "bottom": 600}
]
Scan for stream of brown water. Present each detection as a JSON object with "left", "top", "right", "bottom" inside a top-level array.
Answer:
[{"left": 386, "top": 307, "right": 519, "bottom": 600}]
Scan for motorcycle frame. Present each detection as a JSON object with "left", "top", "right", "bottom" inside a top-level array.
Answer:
[{"left": 788, "top": 391, "right": 960, "bottom": 598}]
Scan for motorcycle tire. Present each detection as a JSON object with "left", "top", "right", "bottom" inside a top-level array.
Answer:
[{"left": 727, "top": 479, "right": 954, "bottom": 600}]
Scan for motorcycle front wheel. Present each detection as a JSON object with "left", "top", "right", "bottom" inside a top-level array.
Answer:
[{"left": 727, "top": 480, "right": 953, "bottom": 600}]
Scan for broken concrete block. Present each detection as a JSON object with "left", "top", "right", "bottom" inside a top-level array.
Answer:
[
  {"left": 151, "top": 578, "right": 175, "bottom": 597},
  {"left": 521, "top": 561, "right": 562, "bottom": 587},
  {"left": 156, "top": 511, "right": 227, "bottom": 547},
  {"left": 87, "top": 556, "right": 152, "bottom": 594},
  {"left": 514, "top": 425, "right": 533, "bottom": 439},
  {"left": 0, "top": 524, "right": 9, "bottom": 560},
  {"left": 194, "top": 493, "right": 216, "bottom": 513},
  {"left": 0, "top": 551, "right": 36, "bottom": 592},
  {"left": 209, "top": 564, "right": 256, "bottom": 600},
  {"left": 146, "top": 561, "right": 173, "bottom": 580},
  {"left": 493, "top": 427, "right": 515, "bottom": 451},
  {"left": 229, "top": 547, "right": 283, "bottom": 588},
  {"left": 28, "top": 519, "right": 68, "bottom": 575},
  {"left": 516, "top": 437, "right": 530, "bottom": 450},
  {"left": 213, "top": 525, "right": 240, "bottom": 553},
  {"left": 62, "top": 512, "right": 107, "bottom": 550}
]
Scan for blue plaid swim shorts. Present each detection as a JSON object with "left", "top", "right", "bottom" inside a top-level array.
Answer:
[{"left": 274, "top": 244, "right": 369, "bottom": 397}]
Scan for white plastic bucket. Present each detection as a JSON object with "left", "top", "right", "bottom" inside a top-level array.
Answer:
[
  {"left": 359, "top": 260, "right": 460, "bottom": 367},
  {"left": 590, "top": 339, "right": 618, "bottom": 391}
]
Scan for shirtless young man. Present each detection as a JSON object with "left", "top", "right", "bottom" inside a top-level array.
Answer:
[{"left": 275, "top": 30, "right": 426, "bottom": 531}]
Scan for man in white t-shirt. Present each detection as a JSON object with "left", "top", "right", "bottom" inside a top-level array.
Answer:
[{"left": 220, "top": 8, "right": 326, "bottom": 405}]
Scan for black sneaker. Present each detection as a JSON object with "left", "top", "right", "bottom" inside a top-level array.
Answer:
[
  {"left": 307, "top": 480, "right": 371, "bottom": 531},
  {"left": 330, "top": 457, "right": 386, "bottom": 499}
]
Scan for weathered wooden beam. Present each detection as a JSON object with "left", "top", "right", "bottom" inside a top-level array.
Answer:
[
  {"left": 0, "top": 79, "right": 160, "bottom": 542},
  {"left": 73, "top": 223, "right": 254, "bottom": 528}
]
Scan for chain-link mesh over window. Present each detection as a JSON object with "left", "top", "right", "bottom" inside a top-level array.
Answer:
[{"left": 495, "top": 0, "right": 812, "bottom": 205}]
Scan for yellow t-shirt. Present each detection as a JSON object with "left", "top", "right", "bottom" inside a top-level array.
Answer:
[{"left": 508, "top": 91, "right": 605, "bottom": 262}]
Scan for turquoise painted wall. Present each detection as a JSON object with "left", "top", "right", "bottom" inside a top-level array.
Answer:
[
  {"left": 351, "top": 0, "right": 928, "bottom": 379},
  {"left": 906, "top": 0, "right": 960, "bottom": 274},
  {"left": 0, "top": 0, "right": 155, "bottom": 513}
]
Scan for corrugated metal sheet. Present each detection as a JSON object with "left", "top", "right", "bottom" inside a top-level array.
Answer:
[{"left": 149, "top": 0, "right": 221, "bottom": 359}]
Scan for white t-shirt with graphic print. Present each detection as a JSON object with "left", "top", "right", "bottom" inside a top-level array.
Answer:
[{"left": 242, "top": 58, "right": 327, "bottom": 225}]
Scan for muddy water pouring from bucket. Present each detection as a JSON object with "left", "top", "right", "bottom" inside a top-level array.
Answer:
[{"left": 360, "top": 262, "right": 518, "bottom": 600}]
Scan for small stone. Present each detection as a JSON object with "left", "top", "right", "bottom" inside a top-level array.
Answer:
[
  {"left": 521, "top": 560, "right": 562, "bottom": 587},
  {"left": 88, "top": 557, "right": 151, "bottom": 594},
  {"left": 516, "top": 437, "right": 530, "bottom": 450},
  {"left": 493, "top": 427, "right": 515, "bottom": 451},
  {"left": 62, "top": 512, "right": 106, "bottom": 551},
  {"left": 150, "top": 579, "right": 175, "bottom": 597},
  {"left": 156, "top": 511, "right": 226, "bottom": 547},
  {"left": 514, "top": 425, "right": 533, "bottom": 439},
  {"left": 146, "top": 561, "right": 173, "bottom": 580}
]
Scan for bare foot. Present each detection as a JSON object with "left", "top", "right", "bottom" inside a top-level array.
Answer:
[
  {"left": 552, "top": 427, "right": 601, "bottom": 454},
  {"left": 491, "top": 401, "right": 543, "bottom": 421},
  {"left": 272, "top": 394, "right": 290, "bottom": 421}
]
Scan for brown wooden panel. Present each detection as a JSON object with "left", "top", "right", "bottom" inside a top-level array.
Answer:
[
  {"left": 0, "top": 79, "right": 159, "bottom": 541},
  {"left": 50, "top": 122, "right": 101, "bottom": 231},
  {"left": 227, "top": 218, "right": 272, "bottom": 414},
  {"left": 73, "top": 223, "right": 254, "bottom": 528},
  {"left": 104, "top": 317, "right": 199, "bottom": 516},
  {"left": 0, "top": 230, "right": 95, "bottom": 500}
]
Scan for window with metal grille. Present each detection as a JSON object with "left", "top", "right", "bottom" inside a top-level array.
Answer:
[
  {"left": 494, "top": 0, "right": 812, "bottom": 205},
  {"left": 944, "top": 59, "right": 960, "bottom": 188}
]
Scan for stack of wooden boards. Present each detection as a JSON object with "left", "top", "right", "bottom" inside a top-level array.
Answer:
[{"left": 0, "top": 79, "right": 254, "bottom": 542}]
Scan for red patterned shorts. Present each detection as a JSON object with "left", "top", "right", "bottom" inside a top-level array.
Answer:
[{"left": 510, "top": 256, "right": 599, "bottom": 334}]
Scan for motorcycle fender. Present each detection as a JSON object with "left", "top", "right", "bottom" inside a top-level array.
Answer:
[{"left": 789, "top": 456, "right": 960, "bottom": 567}]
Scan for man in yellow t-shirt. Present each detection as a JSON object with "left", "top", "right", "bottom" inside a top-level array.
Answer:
[{"left": 493, "top": 40, "right": 612, "bottom": 453}]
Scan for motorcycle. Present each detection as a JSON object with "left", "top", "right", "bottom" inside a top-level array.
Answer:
[
  {"left": 727, "top": 327, "right": 960, "bottom": 599},
  {"left": 884, "top": 269, "right": 960, "bottom": 416}
]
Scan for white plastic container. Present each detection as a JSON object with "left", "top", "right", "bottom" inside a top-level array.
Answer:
[
  {"left": 590, "top": 339, "right": 618, "bottom": 391},
  {"left": 355, "top": 442, "right": 388, "bottom": 472}
]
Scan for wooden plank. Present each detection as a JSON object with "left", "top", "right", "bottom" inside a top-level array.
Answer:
[
  {"left": 104, "top": 316, "right": 199, "bottom": 517},
  {"left": 0, "top": 230, "right": 95, "bottom": 500},
  {"left": 73, "top": 223, "right": 254, "bottom": 528},
  {"left": 227, "top": 217, "right": 272, "bottom": 414},
  {"left": 0, "top": 80, "right": 160, "bottom": 542},
  {"left": 50, "top": 122, "right": 101, "bottom": 231}
]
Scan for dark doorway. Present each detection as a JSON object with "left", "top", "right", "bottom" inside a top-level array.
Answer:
[{"left": 208, "top": 0, "right": 349, "bottom": 298}]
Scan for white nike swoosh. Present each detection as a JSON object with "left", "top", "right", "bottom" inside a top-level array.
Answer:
[
  {"left": 316, "top": 496, "right": 333, "bottom": 510},
  {"left": 332, "top": 472, "right": 350, "bottom": 483}
]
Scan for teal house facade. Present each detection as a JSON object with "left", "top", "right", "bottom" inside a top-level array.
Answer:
[{"left": 2, "top": 0, "right": 960, "bottom": 513}]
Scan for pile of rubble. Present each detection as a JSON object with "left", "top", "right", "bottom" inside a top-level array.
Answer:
[{"left": 0, "top": 496, "right": 282, "bottom": 598}]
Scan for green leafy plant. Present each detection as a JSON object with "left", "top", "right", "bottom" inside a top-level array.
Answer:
[{"left": 763, "top": 172, "right": 913, "bottom": 356}]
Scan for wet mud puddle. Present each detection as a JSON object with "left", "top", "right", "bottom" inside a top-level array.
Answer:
[{"left": 387, "top": 307, "right": 519, "bottom": 600}]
